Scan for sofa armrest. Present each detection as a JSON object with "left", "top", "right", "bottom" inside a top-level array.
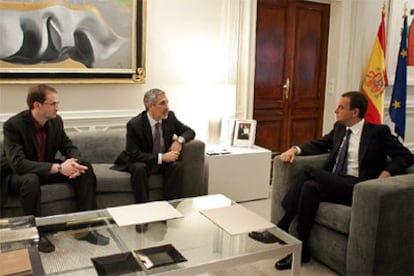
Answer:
[
  {"left": 180, "top": 139, "right": 206, "bottom": 197},
  {"left": 347, "top": 173, "right": 414, "bottom": 275},
  {"left": 270, "top": 154, "right": 329, "bottom": 224}
]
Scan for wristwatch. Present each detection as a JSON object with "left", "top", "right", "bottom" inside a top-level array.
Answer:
[
  {"left": 177, "top": 136, "right": 185, "bottom": 144},
  {"left": 57, "top": 164, "right": 62, "bottom": 173}
]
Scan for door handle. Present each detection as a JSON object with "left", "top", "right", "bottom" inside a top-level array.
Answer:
[{"left": 283, "top": 78, "right": 290, "bottom": 99}]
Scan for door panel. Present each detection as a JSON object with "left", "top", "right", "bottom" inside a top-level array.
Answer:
[
  {"left": 254, "top": 3, "right": 289, "bottom": 108},
  {"left": 292, "top": 6, "right": 328, "bottom": 107},
  {"left": 256, "top": 120, "right": 284, "bottom": 154},
  {"left": 290, "top": 118, "right": 320, "bottom": 146},
  {"left": 254, "top": 1, "right": 329, "bottom": 154}
]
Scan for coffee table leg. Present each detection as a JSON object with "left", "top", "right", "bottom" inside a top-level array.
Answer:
[{"left": 291, "top": 244, "right": 301, "bottom": 275}]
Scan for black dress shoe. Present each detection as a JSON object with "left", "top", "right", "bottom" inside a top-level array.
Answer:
[
  {"left": 38, "top": 235, "right": 55, "bottom": 253},
  {"left": 77, "top": 231, "right": 110, "bottom": 246},
  {"left": 248, "top": 230, "right": 285, "bottom": 244},
  {"left": 135, "top": 224, "right": 148, "bottom": 233},
  {"left": 274, "top": 253, "right": 310, "bottom": 270}
]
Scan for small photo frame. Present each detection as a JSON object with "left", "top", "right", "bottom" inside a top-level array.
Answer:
[{"left": 232, "top": 120, "right": 257, "bottom": 147}]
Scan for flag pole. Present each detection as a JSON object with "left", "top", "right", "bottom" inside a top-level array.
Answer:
[
  {"left": 389, "top": 7, "right": 408, "bottom": 140},
  {"left": 403, "top": 2, "right": 407, "bottom": 17}
]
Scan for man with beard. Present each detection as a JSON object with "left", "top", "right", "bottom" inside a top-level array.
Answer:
[
  {"left": 1, "top": 84, "right": 109, "bottom": 253},
  {"left": 114, "top": 88, "right": 195, "bottom": 232}
]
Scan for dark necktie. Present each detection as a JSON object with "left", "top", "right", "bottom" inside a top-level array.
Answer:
[
  {"left": 152, "top": 122, "right": 161, "bottom": 173},
  {"left": 334, "top": 129, "right": 352, "bottom": 176},
  {"left": 152, "top": 122, "right": 161, "bottom": 154}
]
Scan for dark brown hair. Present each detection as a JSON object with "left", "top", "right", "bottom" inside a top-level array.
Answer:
[{"left": 26, "top": 84, "right": 57, "bottom": 109}]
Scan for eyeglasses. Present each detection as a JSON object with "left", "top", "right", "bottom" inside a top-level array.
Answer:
[{"left": 42, "top": 101, "right": 60, "bottom": 107}]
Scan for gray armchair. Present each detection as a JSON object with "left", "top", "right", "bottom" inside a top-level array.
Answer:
[{"left": 271, "top": 154, "right": 414, "bottom": 275}]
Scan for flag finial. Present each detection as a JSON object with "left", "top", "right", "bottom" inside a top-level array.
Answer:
[{"left": 403, "top": 2, "right": 407, "bottom": 17}]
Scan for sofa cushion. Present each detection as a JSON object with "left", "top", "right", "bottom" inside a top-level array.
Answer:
[
  {"left": 309, "top": 223, "right": 347, "bottom": 275},
  {"left": 93, "top": 164, "right": 132, "bottom": 192},
  {"left": 315, "top": 202, "right": 351, "bottom": 235},
  {"left": 406, "top": 164, "right": 414, "bottom": 174},
  {"left": 93, "top": 164, "right": 164, "bottom": 193},
  {"left": 69, "top": 129, "right": 126, "bottom": 164}
]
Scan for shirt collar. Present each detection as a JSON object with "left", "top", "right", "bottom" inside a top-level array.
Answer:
[
  {"left": 147, "top": 113, "right": 161, "bottom": 127},
  {"left": 31, "top": 113, "right": 47, "bottom": 130},
  {"left": 349, "top": 119, "right": 364, "bottom": 135}
]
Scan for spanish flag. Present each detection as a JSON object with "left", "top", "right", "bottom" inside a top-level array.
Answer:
[
  {"left": 361, "top": 10, "right": 388, "bottom": 124},
  {"left": 409, "top": 12, "right": 414, "bottom": 66}
]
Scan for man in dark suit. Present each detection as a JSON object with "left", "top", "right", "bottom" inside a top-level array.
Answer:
[
  {"left": 114, "top": 88, "right": 195, "bottom": 231},
  {"left": 1, "top": 84, "right": 109, "bottom": 253},
  {"left": 251, "top": 91, "right": 413, "bottom": 270}
]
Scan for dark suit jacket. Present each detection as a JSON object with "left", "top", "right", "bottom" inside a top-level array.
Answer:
[
  {"left": 1, "top": 110, "right": 82, "bottom": 206},
  {"left": 299, "top": 121, "right": 413, "bottom": 181},
  {"left": 114, "top": 110, "right": 195, "bottom": 170}
]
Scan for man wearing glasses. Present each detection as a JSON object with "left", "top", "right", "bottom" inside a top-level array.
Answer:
[{"left": 1, "top": 84, "right": 109, "bottom": 253}]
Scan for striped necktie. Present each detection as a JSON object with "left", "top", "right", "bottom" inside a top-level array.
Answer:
[
  {"left": 152, "top": 122, "right": 161, "bottom": 154},
  {"left": 333, "top": 129, "right": 352, "bottom": 176}
]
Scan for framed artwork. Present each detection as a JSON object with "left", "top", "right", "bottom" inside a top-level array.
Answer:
[
  {"left": 0, "top": 0, "right": 145, "bottom": 83},
  {"left": 232, "top": 120, "right": 256, "bottom": 148}
]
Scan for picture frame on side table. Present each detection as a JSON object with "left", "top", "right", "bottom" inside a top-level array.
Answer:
[
  {"left": 232, "top": 120, "right": 256, "bottom": 148},
  {"left": 0, "top": 0, "right": 145, "bottom": 84}
]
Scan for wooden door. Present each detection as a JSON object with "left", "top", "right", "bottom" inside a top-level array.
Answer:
[{"left": 253, "top": 0, "right": 330, "bottom": 154}]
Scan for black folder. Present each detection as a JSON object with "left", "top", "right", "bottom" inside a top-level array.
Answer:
[
  {"left": 91, "top": 252, "right": 141, "bottom": 275},
  {"left": 134, "top": 244, "right": 187, "bottom": 269}
]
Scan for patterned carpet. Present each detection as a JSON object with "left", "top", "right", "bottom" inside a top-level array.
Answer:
[{"left": 40, "top": 228, "right": 118, "bottom": 275}]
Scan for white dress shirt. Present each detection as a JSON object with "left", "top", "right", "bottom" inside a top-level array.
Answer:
[{"left": 345, "top": 119, "right": 364, "bottom": 177}]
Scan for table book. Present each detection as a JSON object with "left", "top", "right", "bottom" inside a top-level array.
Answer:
[{"left": 0, "top": 248, "right": 32, "bottom": 276}]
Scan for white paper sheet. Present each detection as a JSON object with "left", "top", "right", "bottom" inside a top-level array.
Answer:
[
  {"left": 200, "top": 204, "right": 275, "bottom": 235},
  {"left": 107, "top": 201, "right": 183, "bottom": 226}
]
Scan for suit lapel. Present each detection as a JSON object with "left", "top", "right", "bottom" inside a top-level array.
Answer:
[
  {"left": 142, "top": 114, "right": 153, "bottom": 148},
  {"left": 358, "top": 123, "right": 371, "bottom": 165},
  {"left": 333, "top": 125, "right": 346, "bottom": 154},
  {"left": 325, "top": 125, "right": 346, "bottom": 169},
  {"left": 22, "top": 111, "right": 38, "bottom": 158},
  {"left": 161, "top": 118, "right": 172, "bottom": 146}
]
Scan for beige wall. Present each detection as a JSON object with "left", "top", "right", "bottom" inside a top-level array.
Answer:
[
  {"left": 1, "top": 0, "right": 413, "bottom": 150},
  {"left": 0, "top": 0, "right": 240, "bottom": 143}
]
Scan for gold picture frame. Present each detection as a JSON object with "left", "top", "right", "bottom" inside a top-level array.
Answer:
[{"left": 0, "top": 0, "right": 146, "bottom": 83}]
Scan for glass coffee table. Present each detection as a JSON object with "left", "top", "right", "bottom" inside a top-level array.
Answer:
[{"left": 32, "top": 194, "right": 301, "bottom": 275}]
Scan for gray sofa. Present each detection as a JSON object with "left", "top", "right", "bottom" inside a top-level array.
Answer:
[
  {"left": 1, "top": 129, "right": 206, "bottom": 218},
  {"left": 271, "top": 153, "right": 414, "bottom": 275}
]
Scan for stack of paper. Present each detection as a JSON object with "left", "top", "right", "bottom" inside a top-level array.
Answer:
[
  {"left": 107, "top": 201, "right": 183, "bottom": 226},
  {"left": 200, "top": 204, "right": 275, "bottom": 235}
]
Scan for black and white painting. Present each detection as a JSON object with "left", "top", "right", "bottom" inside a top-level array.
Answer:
[{"left": 0, "top": 0, "right": 144, "bottom": 82}]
